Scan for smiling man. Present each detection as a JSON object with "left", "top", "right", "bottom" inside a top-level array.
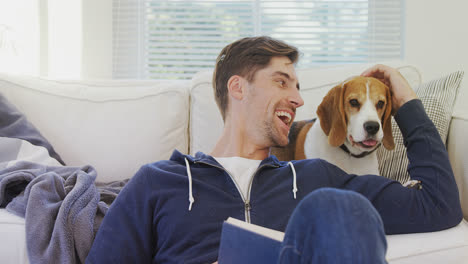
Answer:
[
  {"left": 211, "top": 55, "right": 303, "bottom": 159},
  {"left": 86, "top": 36, "right": 462, "bottom": 264}
]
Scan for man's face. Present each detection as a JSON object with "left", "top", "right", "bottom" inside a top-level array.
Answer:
[{"left": 243, "top": 56, "right": 304, "bottom": 147}]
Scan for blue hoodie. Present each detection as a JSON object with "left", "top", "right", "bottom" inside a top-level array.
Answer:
[{"left": 86, "top": 99, "right": 463, "bottom": 263}]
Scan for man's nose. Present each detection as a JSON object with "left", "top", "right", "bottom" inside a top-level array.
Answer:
[{"left": 289, "top": 89, "right": 304, "bottom": 108}]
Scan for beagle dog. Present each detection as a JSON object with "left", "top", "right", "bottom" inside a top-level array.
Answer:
[{"left": 272, "top": 76, "right": 395, "bottom": 175}]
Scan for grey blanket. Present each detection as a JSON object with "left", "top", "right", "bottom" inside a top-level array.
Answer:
[{"left": 0, "top": 161, "right": 127, "bottom": 264}]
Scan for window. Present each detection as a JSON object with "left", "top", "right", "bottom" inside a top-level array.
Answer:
[
  {"left": 113, "top": 0, "right": 403, "bottom": 79},
  {"left": 0, "top": 1, "right": 40, "bottom": 75}
]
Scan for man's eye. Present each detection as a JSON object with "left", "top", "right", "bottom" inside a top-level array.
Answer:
[
  {"left": 349, "top": 99, "right": 360, "bottom": 107},
  {"left": 376, "top": 100, "right": 385, "bottom": 109},
  {"left": 277, "top": 80, "right": 285, "bottom": 86}
]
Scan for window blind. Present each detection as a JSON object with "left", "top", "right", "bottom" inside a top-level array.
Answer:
[{"left": 113, "top": 0, "right": 403, "bottom": 79}]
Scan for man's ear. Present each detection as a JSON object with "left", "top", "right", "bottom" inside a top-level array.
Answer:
[{"left": 227, "top": 75, "right": 244, "bottom": 100}]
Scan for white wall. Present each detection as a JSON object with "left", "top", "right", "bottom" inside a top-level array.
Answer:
[
  {"left": 405, "top": 0, "right": 468, "bottom": 81},
  {"left": 47, "top": 0, "right": 82, "bottom": 79},
  {"left": 41, "top": 0, "right": 112, "bottom": 79},
  {"left": 81, "top": 0, "right": 112, "bottom": 79},
  {"left": 405, "top": 0, "right": 468, "bottom": 115}
]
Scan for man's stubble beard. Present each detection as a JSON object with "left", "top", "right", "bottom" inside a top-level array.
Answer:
[{"left": 262, "top": 117, "right": 289, "bottom": 148}]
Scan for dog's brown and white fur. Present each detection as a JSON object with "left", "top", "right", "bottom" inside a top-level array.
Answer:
[{"left": 272, "top": 76, "right": 395, "bottom": 175}]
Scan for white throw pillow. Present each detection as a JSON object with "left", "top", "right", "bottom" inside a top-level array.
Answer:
[{"left": 0, "top": 75, "right": 190, "bottom": 182}]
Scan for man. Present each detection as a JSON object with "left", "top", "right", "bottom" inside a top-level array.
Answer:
[{"left": 86, "top": 36, "right": 462, "bottom": 263}]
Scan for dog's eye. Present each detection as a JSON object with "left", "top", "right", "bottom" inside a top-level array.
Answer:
[
  {"left": 376, "top": 100, "right": 385, "bottom": 109},
  {"left": 349, "top": 99, "right": 360, "bottom": 107}
]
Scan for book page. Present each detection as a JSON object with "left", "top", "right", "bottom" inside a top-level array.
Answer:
[{"left": 226, "top": 217, "right": 284, "bottom": 242}]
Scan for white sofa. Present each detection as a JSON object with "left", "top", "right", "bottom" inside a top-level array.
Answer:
[{"left": 0, "top": 62, "right": 467, "bottom": 263}]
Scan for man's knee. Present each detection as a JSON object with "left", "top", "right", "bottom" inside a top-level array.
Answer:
[{"left": 281, "top": 188, "right": 387, "bottom": 264}]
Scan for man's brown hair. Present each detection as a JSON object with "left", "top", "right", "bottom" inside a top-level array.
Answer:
[{"left": 213, "top": 36, "right": 299, "bottom": 121}]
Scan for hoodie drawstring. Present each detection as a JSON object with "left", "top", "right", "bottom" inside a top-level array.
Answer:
[
  {"left": 288, "top": 161, "right": 298, "bottom": 199},
  {"left": 185, "top": 158, "right": 297, "bottom": 211},
  {"left": 185, "top": 158, "right": 195, "bottom": 211}
]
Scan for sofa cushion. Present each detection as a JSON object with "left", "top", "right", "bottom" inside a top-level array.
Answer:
[
  {"left": 447, "top": 114, "right": 468, "bottom": 220},
  {"left": 386, "top": 220, "right": 468, "bottom": 263},
  {"left": 0, "top": 74, "right": 190, "bottom": 182},
  {"left": 0, "top": 93, "right": 64, "bottom": 170},
  {"left": 377, "top": 71, "right": 465, "bottom": 183},
  {"left": 0, "top": 209, "right": 27, "bottom": 264},
  {"left": 190, "top": 62, "right": 422, "bottom": 155},
  {"left": 190, "top": 71, "right": 224, "bottom": 155}
]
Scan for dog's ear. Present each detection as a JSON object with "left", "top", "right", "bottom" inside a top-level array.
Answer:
[
  {"left": 382, "top": 86, "right": 395, "bottom": 150},
  {"left": 317, "top": 83, "right": 347, "bottom": 147}
]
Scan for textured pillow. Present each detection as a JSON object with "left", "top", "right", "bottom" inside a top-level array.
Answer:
[
  {"left": 377, "top": 71, "right": 465, "bottom": 183},
  {"left": 0, "top": 93, "right": 64, "bottom": 169}
]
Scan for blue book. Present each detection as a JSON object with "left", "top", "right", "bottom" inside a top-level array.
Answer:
[{"left": 218, "top": 217, "right": 285, "bottom": 264}]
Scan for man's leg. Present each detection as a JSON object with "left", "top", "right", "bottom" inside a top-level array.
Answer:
[{"left": 278, "top": 188, "right": 387, "bottom": 264}]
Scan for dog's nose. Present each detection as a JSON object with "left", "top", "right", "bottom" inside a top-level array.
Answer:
[{"left": 364, "top": 121, "right": 380, "bottom": 135}]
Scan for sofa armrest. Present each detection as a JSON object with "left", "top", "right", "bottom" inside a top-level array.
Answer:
[{"left": 447, "top": 112, "right": 468, "bottom": 220}]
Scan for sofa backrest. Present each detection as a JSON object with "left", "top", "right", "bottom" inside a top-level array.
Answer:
[
  {"left": 189, "top": 62, "right": 422, "bottom": 155},
  {"left": 0, "top": 63, "right": 422, "bottom": 182},
  {"left": 0, "top": 74, "right": 190, "bottom": 182},
  {"left": 447, "top": 114, "right": 468, "bottom": 219}
]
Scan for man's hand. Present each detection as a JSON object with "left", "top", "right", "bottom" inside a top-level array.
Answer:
[{"left": 361, "top": 64, "right": 417, "bottom": 115}]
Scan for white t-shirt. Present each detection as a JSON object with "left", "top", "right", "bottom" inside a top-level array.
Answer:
[{"left": 214, "top": 157, "right": 262, "bottom": 199}]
